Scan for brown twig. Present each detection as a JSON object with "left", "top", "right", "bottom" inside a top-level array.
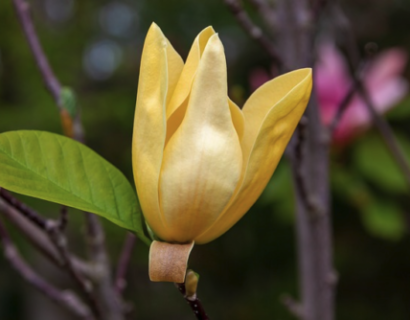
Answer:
[
  {"left": 226, "top": 0, "right": 337, "bottom": 318},
  {"left": 0, "top": 219, "right": 94, "bottom": 320},
  {"left": 11, "top": 0, "right": 62, "bottom": 106},
  {"left": 0, "top": 197, "right": 92, "bottom": 276},
  {"left": 311, "top": 0, "right": 330, "bottom": 19},
  {"left": 328, "top": 84, "right": 356, "bottom": 135},
  {"left": 291, "top": 95, "right": 335, "bottom": 320},
  {"left": 281, "top": 294, "right": 304, "bottom": 319},
  {"left": 175, "top": 283, "right": 209, "bottom": 320},
  {"left": 0, "top": 189, "right": 118, "bottom": 318},
  {"left": 273, "top": 1, "right": 336, "bottom": 319},
  {"left": 0, "top": 192, "right": 100, "bottom": 314},
  {"left": 293, "top": 117, "right": 324, "bottom": 218},
  {"left": 223, "top": 0, "right": 285, "bottom": 69},
  {"left": 358, "top": 85, "right": 410, "bottom": 188},
  {"left": 46, "top": 223, "right": 101, "bottom": 318},
  {"left": 11, "top": 0, "right": 125, "bottom": 318},
  {"left": 58, "top": 205, "right": 68, "bottom": 231},
  {"left": 328, "top": 60, "right": 366, "bottom": 136},
  {"left": 329, "top": 1, "right": 360, "bottom": 68},
  {"left": 332, "top": 3, "right": 410, "bottom": 191},
  {"left": 246, "top": 0, "right": 279, "bottom": 32},
  {"left": 247, "top": 0, "right": 268, "bottom": 10},
  {"left": 0, "top": 187, "right": 48, "bottom": 230},
  {"left": 115, "top": 233, "right": 136, "bottom": 294},
  {"left": 85, "top": 213, "right": 124, "bottom": 320}
]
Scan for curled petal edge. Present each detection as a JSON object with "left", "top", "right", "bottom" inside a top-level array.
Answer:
[{"left": 149, "top": 241, "right": 195, "bottom": 282}]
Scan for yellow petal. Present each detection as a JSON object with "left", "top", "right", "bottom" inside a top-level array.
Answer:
[
  {"left": 166, "top": 26, "right": 215, "bottom": 119},
  {"left": 228, "top": 98, "right": 245, "bottom": 141},
  {"left": 165, "top": 39, "right": 184, "bottom": 105},
  {"left": 196, "top": 69, "right": 312, "bottom": 244},
  {"left": 159, "top": 34, "right": 243, "bottom": 243},
  {"left": 132, "top": 23, "right": 182, "bottom": 240},
  {"left": 164, "top": 27, "right": 215, "bottom": 145}
]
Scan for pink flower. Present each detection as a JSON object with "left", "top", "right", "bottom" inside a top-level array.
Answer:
[
  {"left": 315, "top": 43, "right": 408, "bottom": 145},
  {"left": 249, "top": 44, "right": 408, "bottom": 146}
]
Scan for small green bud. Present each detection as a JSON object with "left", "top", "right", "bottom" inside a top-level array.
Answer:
[{"left": 60, "top": 87, "right": 77, "bottom": 118}]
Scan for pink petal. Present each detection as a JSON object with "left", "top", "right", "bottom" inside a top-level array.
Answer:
[
  {"left": 314, "top": 43, "right": 408, "bottom": 146},
  {"left": 365, "top": 48, "right": 408, "bottom": 90},
  {"left": 368, "top": 78, "right": 408, "bottom": 114}
]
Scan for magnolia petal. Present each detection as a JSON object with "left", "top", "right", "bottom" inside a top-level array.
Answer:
[
  {"left": 370, "top": 78, "right": 408, "bottom": 113},
  {"left": 132, "top": 23, "right": 173, "bottom": 240},
  {"left": 196, "top": 69, "right": 312, "bottom": 244},
  {"left": 315, "top": 43, "right": 351, "bottom": 108},
  {"left": 164, "top": 27, "right": 216, "bottom": 146},
  {"left": 229, "top": 98, "right": 245, "bottom": 141},
  {"left": 365, "top": 49, "right": 408, "bottom": 91},
  {"left": 165, "top": 39, "right": 184, "bottom": 105},
  {"left": 165, "top": 26, "right": 215, "bottom": 119},
  {"left": 159, "top": 34, "right": 243, "bottom": 243}
]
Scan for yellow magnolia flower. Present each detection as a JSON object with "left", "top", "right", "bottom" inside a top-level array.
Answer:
[{"left": 132, "top": 23, "right": 312, "bottom": 282}]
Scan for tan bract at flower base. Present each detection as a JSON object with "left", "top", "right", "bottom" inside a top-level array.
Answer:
[{"left": 132, "top": 23, "right": 312, "bottom": 282}]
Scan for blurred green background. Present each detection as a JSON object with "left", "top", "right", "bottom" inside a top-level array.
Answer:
[{"left": 2, "top": 0, "right": 410, "bottom": 319}]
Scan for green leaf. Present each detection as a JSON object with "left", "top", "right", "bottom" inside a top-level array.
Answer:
[
  {"left": 360, "top": 199, "right": 406, "bottom": 241},
  {"left": 0, "top": 130, "right": 150, "bottom": 245},
  {"left": 353, "top": 134, "right": 409, "bottom": 193}
]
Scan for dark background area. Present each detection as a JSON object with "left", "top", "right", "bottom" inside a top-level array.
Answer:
[{"left": 1, "top": 0, "right": 410, "bottom": 319}]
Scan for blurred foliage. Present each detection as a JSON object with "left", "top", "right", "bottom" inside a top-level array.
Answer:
[{"left": 1, "top": 0, "right": 410, "bottom": 319}]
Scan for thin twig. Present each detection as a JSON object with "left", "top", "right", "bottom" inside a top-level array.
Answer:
[
  {"left": 332, "top": 3, "right": 410, "bottom": 190},
  {"left": 59, "top": 206, "right": 68, "bottom": 231},
  {"left": 46, "top": 224, "right": 101, "bottom": 318},
  {"left": 224, "top": 0, "right": 285, "bottom": 69},
  {"left": 359, "top": 85, "right": 410, "bottom": 188},
  {"left": 272, "top": 1, "right": 336, "bottom": 319},
  {"left": 0, "top": 187, "right": 48, "bottom": 230},
  {"left": 246, "top": 0, "right": 278, "bottom": 32},
  {"left": 115, "top": 233, "right": 136, "bottom": 294},
  {"left": 281, "top": 294, "right": 304, "bottom": 319},
  {"left": 290, "top": 94, "right": 335, "bottom": 320},
  {"left": 328, "top": 84, "right": 356, "bottom": 134},
  {"left": 85, "top": 213, "right": 124, "bottom": 320},
  {"left": 11, "top": 0, "right": 62, "bottom": 106},
  {"left": 0, "top": 197, "right": 92, "bottom": 277},
  {"left": 247, "top": 0, "right": 268, "bottom": 10},
  {"left": 0, "top": 196, "right": 101, "bottom": 314},
  {"left": 311, "top": 0, "right": 330, "bottom": 19},
  {"left": 328, "top": 60, "right": 367, "bottom": 135},
  {"left": 0, "top": 219, "right": 94, "bottom": 320},
  {"left": 329, "top": 1, "right": 360, "bottom": 68},
  {"left": 293, "top": 117, "right": 324, "bottom": 218},
  {"left": 11, "top": 1, "right": 125, "bottom": 318},
  {"left": 175, "top": 283, "right": 209, "bottom": 320}
]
